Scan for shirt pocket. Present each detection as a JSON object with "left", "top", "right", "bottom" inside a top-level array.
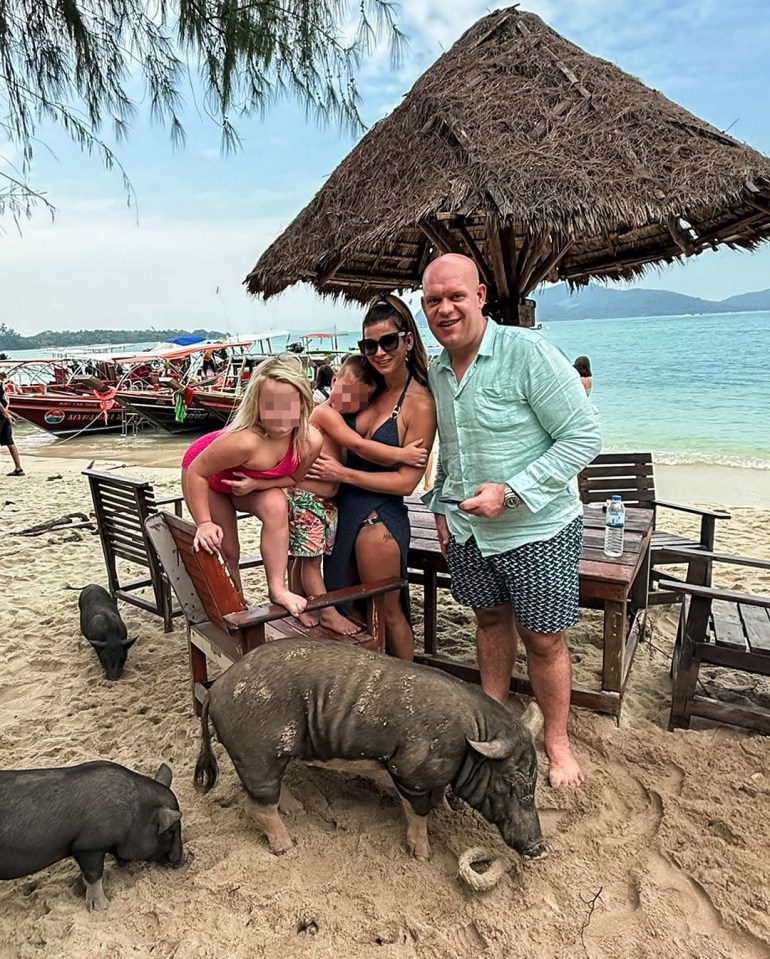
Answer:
[{"left": 474, "top": 387, "right": 529, "bottom": 432}]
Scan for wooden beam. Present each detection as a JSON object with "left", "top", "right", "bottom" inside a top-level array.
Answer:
[
  {"left": 453, "top": 221, "right": 495, "bottom": 288},
  {"left": 665, "top": 216, "right": 696, "bottom": 254},
  {"left": 484, "top": 217, "right": 510, "bottom": 299},
  {"left": 419, "top": 220, "right": 461, "bottom": 256},
  {"left": 522, "top": 239, "right": 574, "bottom": 292},
  {"left": 316, "top": 255, "right": 343, "bottom": 284}
]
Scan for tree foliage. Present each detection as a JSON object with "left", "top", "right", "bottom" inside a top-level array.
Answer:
[
  {"left": 0, "top": 324, "right": 228, "bottom": 350},
  {"left": 0, "top": 0, "right": 404, "bottom": 225}
]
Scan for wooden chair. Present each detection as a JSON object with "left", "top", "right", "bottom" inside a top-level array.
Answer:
[
  {"left": 145, "top": 512, "right": 404, "bottom": 714},
  {"left": 577, "top": 452, "right": 731, "bottom": 604},
  {"left": 662, "top": 549, "right": 770, "bottom": 733},
  {"left": 84, "top": 469, "right": 186, "bottom": 632}
]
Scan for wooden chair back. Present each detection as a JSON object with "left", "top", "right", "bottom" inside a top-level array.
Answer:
[
  {"left": 84, "top": 469, "right": 182, "bottom": 631},
  {"left": 578, "top": 452, "right": 656, "bottom": 509},
  {"left": 156, "top": 512, "right": 247, "bottom": 630}
]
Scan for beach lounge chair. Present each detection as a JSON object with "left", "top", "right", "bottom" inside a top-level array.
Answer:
[
  {"left": 661, "top": 549, "right": 770, "bottom": 733},
  {"left": 577, "top": 451, "right": 731, "bottom": 604},
  {"left": 144, "top": 511, "right": 403, "bottom": 714}
]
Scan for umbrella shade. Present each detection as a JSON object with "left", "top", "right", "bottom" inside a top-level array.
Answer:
[{"left": 245, "top": 6, "right": 770, "bottom": 324}]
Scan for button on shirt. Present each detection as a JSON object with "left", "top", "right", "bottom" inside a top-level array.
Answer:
[{"left": 422, "top": 321, "right": 602, "bottom": 556}]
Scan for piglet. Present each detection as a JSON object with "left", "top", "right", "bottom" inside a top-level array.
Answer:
[
  {"left": 79, "top": 584, "right": 136, "bottom": 680},
  {"left": 0, "top": 761, "right": 186, "bottom": 909}
]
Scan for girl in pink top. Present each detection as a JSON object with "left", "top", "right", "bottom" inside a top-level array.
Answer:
[{"left": 182, "top": 355, "right": 322, "bottom": 616}]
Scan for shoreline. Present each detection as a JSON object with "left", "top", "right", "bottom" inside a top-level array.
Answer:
[{"left": 14, "top": 438, "right": 769, "bottom": 509}]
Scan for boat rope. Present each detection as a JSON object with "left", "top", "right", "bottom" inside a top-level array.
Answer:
[{"left": 53, "top": 410, "right": 116, "bottom": 444}]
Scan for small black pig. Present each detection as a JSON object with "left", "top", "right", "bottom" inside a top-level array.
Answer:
[
  {"left": 0, "top": 761, "right": 186, "bottom": 909},
  {"left": 79, "top": 584, "right": 136, "bottom": 680}
]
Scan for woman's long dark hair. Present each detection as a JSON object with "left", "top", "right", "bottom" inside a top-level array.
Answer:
[{"left": 362, "top": 294, "right": 430, "bottom": 388}]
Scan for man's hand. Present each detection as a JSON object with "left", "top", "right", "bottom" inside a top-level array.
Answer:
[
  {"left": 459, "top": 483, "right": 506, "bottom": 519},
  {"left": 435, "top": 514, "right": 450, "bottom": 558}
]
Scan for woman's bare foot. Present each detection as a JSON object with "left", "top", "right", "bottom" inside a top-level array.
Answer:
[
  {"left": 298, "top": 611, "right": 320, "bottom": 628},
  {"left": 545, "top": 738, "right": 584, "bottom": 787},
  {"left": 270, "top": 588, "right": 308, "bottom": 618},
  {"left": 319, "top": 607, "right": 363, "bottom": 636}
]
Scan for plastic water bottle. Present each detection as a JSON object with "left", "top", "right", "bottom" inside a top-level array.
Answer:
[{"left": 604, "top": 495, "right": 625, "bottom": 557}]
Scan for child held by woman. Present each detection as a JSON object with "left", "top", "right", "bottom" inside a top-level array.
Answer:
[
  {"left": 288, "top": 354, "right": 428, "bottom": 634},
  {"left": 181, "top": 355, "right": 322, "bottom": 617}
]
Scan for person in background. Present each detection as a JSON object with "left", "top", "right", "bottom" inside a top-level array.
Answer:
[
  {"left": 313, "top": 354, "right": 335, "bottom": 402},
  {"left": 201, "top": 349, "right": 217, "bottom": 377},
  {"left": 0, "top": 372, "right": 25, "bottom": 476},
  {"left": 421, "top": 253, "right": 602, "bottom": 788},
  {"left": 181, "top": 355, "right": 322, "bottom": 615},
  {"left": 573, "top": 356, "right": 592, "bottom": 396}
]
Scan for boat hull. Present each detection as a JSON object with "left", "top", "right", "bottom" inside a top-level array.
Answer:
[
  {"left": 190, "top": 391, "right": 237, "bottom": 425},
  {"left": 11, "top": 393, "right": 126, "bottom": 436},
  {"left": 114, "top": 391, "right": 219, "bottom": 433}
]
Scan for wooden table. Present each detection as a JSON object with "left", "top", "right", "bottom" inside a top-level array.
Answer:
[{"left": 406, "top": 497, "right": 653, "bottom": 717}]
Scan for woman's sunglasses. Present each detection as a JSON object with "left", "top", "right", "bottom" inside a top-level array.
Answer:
[{"left": 358, "top": 331, "right": 406, "bottom": 356}]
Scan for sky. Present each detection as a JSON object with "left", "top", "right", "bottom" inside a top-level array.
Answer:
[{"left": 3, "top": 0, "right": 770, "bottom": 337}]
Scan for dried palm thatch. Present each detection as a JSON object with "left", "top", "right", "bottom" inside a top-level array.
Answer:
[{"left": 246, "top": 6, "right": 770, "bottom": 324}]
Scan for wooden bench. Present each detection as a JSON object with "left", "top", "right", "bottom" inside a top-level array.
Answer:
[
  {"left": 145, "top": 511, "right": 404, "bottom": 714},
  {"left": 662, "top": 549, "right": 770, "bottom": 733},
  {"left": 84, "top": 470, "right": 186, "bottom": 632},
  {"left": 578, "top": 451, "right": 731, "bottom": 604}
]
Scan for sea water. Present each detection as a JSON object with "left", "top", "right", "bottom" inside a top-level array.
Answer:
[{"left": 10, "top": 311, "right": 770, "bottom": 471}]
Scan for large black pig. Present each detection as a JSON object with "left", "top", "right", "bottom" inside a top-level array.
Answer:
[
  {"left": 0, "top": 761, "right": 186, "bottom": 909},
  {"left": 78, "top": 584, "right": 136, "bottom": 680},
  {"left": 195, "top": 638, "right": 546, "bottom": 862}
]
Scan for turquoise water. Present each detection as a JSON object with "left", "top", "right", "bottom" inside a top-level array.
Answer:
[{"left": 8, "top": 312, "right": 770, "bottom": 469}]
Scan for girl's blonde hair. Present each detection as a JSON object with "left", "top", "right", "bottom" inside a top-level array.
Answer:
[{"left": 230, "top": 354, "right": 313, "bottom": 449}]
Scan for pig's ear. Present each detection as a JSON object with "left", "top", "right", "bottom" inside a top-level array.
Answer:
[
  {"left": 89, "top": 639, "right": 108, "bottom": 649},
  {"left": 467, "top": 737, "right": 514, "bottom": 760},
  {"left": 157, "top": 808, "right": 181, "bottom": 834},
  {"left": 122, "top": 635, "right": 138, "bottom": 648},
  {"left": 154, "top": 763, "right": 173, "bottom": 787}
]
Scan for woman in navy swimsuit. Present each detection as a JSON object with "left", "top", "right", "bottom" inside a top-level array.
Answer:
[{"left": 308, "top": 296, "right": 435, "bottom": 660}]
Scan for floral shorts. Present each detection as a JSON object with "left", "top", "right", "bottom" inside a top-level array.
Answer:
[{"left": 287, "top": 489, "right": 338, "bottom": 558}]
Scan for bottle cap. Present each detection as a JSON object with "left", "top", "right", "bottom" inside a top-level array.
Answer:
[{"left": 611, "top": 495, "right": 622, "bottom": 501}]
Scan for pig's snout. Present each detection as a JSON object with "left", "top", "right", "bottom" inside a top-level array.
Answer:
[
  {"left": 172, "top": 847, "right": 188, "bottom": 868},
  {"left": 520, "top": 840, "right": 548, "bottom": 861}
]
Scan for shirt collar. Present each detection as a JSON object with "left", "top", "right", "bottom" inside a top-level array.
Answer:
[{"left": 434, "top": 318, "right": 497, "bottom": 372}]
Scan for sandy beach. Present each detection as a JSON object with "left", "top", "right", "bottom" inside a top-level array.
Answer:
[{"left": 1, "top": 447, "right": 769, "bottom": 959}]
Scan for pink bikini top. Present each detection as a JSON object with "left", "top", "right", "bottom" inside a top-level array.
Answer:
[{"left": 182, "top": 429, "right": 300, "bottom": 495}]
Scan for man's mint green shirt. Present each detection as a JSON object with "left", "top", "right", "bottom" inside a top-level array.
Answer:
[{"left": 422, "top": 321, "right": 602, "bottom": 557}]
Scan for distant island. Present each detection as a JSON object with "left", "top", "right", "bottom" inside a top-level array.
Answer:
[
  {"left": 4, "top": 284, "right": 770, "bottom": 350},
  {"left": 533, "top": 284, "right": 770, "bottom": 322}
]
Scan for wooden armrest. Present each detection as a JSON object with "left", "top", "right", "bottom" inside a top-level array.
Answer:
[
  {"left": 654, "top": 548, "right": 770, "bottom": 571},
  {"left": 156, "top": 494, "right": 184, "bottom": 506},
  {"left": 653, "top": 500, "right": 731, "bottom": 520},
  {"left": 224, "top": 577, "right": 405, "bottom": 629},
  {"left": 657, "top": 579, "right": 770, "bottom": 608}
]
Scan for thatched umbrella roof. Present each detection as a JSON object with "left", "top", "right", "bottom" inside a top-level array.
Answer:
[{"left": 246, "top": 6, "right": 770, "bottom": 325}]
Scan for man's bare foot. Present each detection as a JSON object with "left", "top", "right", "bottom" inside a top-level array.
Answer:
[
  {"left": 319, "top": 607, "right": 363, "bottom": 636},
  {"left": 270, "top": 588, "right": 308, "bottom": 618},
  {"left": 298, "top": 611, "right": 320, "bottom": 628},
  {"left": 545, "top": 739, "right": 584, "bottom": 788}
]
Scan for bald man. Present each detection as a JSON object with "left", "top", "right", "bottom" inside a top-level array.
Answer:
[{"left": 421, "top": 254, "right": 601, "bottom": 787}]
